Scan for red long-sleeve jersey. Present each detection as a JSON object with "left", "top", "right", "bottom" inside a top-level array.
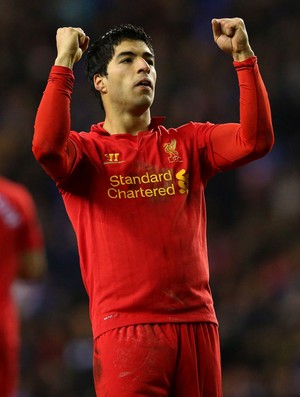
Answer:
[{"left": 33, "top": 57, "right": 274, "bottom": 338}]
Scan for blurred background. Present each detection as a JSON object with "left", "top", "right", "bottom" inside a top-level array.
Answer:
[{"left": 1, "top": 0, "right": 300, "bottom": 396}]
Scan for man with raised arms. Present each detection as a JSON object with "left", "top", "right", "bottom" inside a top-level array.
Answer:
[{"left": 33, "top": 18, "right": 274, "bottom": 397}]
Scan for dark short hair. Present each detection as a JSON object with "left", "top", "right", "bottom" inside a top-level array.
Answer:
[{"left": 85, "top": 24, "right": 154, "bottom": 108}]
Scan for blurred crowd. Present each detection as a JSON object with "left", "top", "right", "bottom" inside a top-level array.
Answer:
[{"left": 1, "top": 0, "right": 300, "bottom": 396}]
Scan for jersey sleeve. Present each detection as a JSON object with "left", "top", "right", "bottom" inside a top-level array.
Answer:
[
  {"left": 199, "top": 56, "right": 274, "bottom": 174},
  {"left": 33, "top": 66, "right": 81, "bottom": 181},
  {"left": 15, "top": 186, "right": 44, "bottom": 253}
]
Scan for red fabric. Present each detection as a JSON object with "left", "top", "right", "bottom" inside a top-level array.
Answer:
[
  {"left": 0, "top": 177, "right": 44, "bottom": 298},
  {"left": 93, "top": 323, "right": 222, "bottom": 397},
  {"left": 0, "top": 177, "right": 44, "bottom": 397},
  {"left": 33, "top": 57, "right": 274, "bottom": 339},
  {"left": 0, "top": 304, "right": 19, "bottom": 397}
]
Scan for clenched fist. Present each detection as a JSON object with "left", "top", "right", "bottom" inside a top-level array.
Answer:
[
  {"left": 55, "top": 27, "right": 90, "bottom": 69},
  {"left": 212, "top": 18, "right": 254, "bottom": 62}
]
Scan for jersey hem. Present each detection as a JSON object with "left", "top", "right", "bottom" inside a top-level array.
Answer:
[{"left": 93, "top": 313, "right": 218, "bottom": 339}]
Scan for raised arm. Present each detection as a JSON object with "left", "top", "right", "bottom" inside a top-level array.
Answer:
[
  {"left": 207, "top": 18, "right": 274, "bottom": 170},
  {"left": 32, "top": 28, "right": 89, "bottom": 179}
]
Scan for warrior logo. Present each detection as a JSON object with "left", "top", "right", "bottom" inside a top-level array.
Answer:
[
  {"left": 163, "top": 139, "right": 182, "bottom": 163},
  {"left": 104, "top": 153, "right": 124, "bottom": 164}
]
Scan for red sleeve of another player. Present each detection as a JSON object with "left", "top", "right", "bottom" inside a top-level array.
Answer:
[
  {"left": 33, "top": 66, "right": 78, "bottom": 180},
  {"left": 17, "top": 187, "right": 44, "bottom": 252},
  {"left": 205, "top": 57, "right": 274, "bottom": 171}
]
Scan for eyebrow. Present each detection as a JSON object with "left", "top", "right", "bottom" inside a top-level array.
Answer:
[{"left": 116, "top": 51, "right": 155, "bottom": 60}]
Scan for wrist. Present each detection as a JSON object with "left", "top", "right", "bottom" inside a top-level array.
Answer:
[
  {"left": 54, "top": 54, "right": 75, "bottom": 69},
  {"left": 232, "top": 48, "right": 255, "bottom": 62}
]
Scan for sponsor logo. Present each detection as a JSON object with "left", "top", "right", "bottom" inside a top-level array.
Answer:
[
  {"left": 176, "top": 169, "right": 189, "bottom": 194},
  {"left": 163, "top": 139, "right": 182, "bottom": 163},
  {"left": 107, "top": 169, "right": 189, "bottom": 199}
]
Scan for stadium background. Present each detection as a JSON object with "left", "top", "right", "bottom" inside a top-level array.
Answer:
[{"left": 1, "top": 0, "right": 300, "bottom": 395}]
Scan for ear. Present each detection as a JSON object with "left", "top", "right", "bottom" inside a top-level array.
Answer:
[{"left": 94, "top": 74, "right": 107, "bottom": 94}]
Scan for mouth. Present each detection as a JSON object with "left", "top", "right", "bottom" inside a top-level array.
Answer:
[{"left": 135, "top": 78, "right": 153, "bottom": 89}]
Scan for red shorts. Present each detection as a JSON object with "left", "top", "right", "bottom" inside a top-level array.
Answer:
[{"left": 93, "top": 322, "right": 222, "bottom": 397}]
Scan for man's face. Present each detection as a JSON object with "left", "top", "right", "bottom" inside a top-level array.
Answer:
[{"left": 97, "top": 39, "right": 156, "bottom": 114}]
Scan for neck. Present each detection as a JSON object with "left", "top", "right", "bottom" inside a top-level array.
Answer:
[{"left": 103, "top": 109, "right": 151, "bottom": 135}]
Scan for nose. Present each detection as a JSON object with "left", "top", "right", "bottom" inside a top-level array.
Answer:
[{"left": 137, "top": 57, "right": 150, "bottom": 73}]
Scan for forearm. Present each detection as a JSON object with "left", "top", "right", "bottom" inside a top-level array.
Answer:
[
  {"left": 235, "top": 56, "right": 274, "bottom": 153},
  {"left": 209, "top": 57, "right": 274, "bottom": 169},
  {"left": 33, "top": 66, "right": 76, "bottom": 179}
]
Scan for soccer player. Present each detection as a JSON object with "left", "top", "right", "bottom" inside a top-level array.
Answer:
[
  {"left": 33, "top": 18, "right": 274, "bottom": 397},
  {"left": 0, "top": 176, "right": 47, "bottom": 397}
]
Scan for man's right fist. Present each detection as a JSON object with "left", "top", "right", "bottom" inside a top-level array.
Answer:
[{"left": 55, "top": 27, "right": 90, "bottom": 69}]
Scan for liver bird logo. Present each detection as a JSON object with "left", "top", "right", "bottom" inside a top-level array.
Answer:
[{"left": 163, "top": 139, "right": 182, "bottom": 163}]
